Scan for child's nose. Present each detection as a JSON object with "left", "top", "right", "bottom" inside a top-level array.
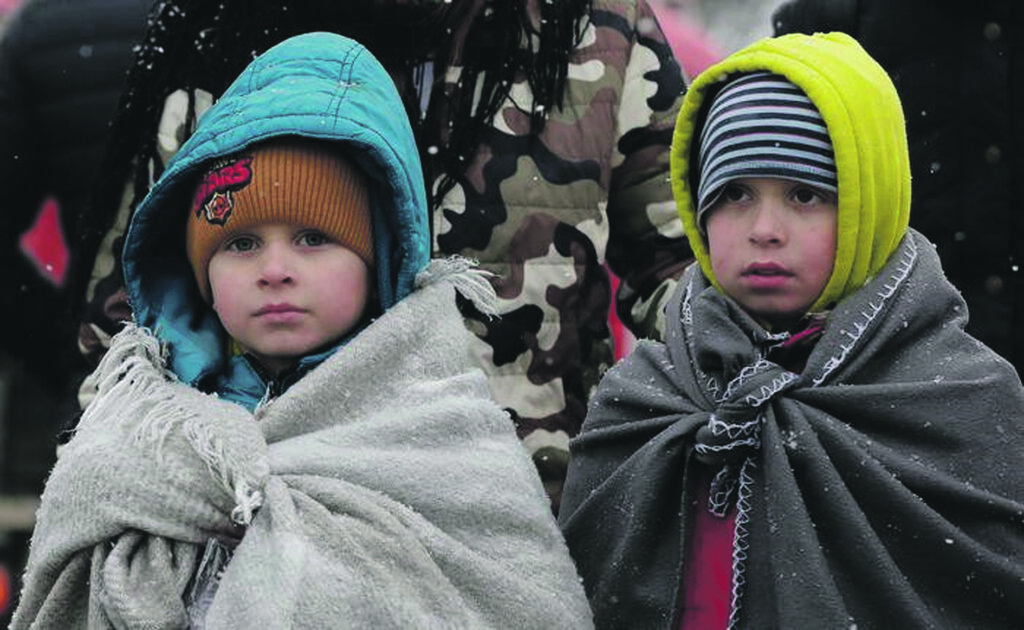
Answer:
[
  {"left": 258, "top": 243, "right": 295, "bottom": 286},
  {"left": 748, "top": 203, "right": 786, "bottom": 245}
]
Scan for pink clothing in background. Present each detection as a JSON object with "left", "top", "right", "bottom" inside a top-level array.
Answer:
[
  {"left": 650, "top": 1, "right": 724, "bottom": 78},
  {"left": 19, "top": 199, "right": 68, "bottom": 286}
]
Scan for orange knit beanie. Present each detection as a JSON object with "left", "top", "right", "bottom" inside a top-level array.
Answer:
[{"left": 186, "top": 138, "right": 373, "bottom": 302}]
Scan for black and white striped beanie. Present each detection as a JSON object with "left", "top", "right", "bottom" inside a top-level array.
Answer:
[{"left": 696, "top": 71, "right": 837, "bottom": 225}]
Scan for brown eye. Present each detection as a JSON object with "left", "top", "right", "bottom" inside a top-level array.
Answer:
[
  {"left": 793, "top": 187, "right": 818, "bottom": 204},
  {"left": 722, "top": 183, "right": 747, "bottom": 203}
]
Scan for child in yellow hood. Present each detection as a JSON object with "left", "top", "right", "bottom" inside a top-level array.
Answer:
[{"left": 559, "top": 32, "right": 1024, "bottom": 629}]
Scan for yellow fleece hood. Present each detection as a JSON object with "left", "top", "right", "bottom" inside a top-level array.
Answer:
[{"left": 671, "top": 31, "right": 911, "bottom": 313}]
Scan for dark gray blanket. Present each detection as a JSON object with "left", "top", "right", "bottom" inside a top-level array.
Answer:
[{"left": 559, "top": 230, "right": 1024, "bottom": 629}]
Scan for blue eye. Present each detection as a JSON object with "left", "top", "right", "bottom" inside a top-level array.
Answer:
[
  {"left": 298, "top": 231, "right": 329, "bottom": 247},
  {"left": 225, "top": 236, "right": 257, "bottom": 252}
]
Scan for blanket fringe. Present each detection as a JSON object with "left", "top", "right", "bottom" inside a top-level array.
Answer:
[
  {"left": 415, "top": 255, "right": 499, "bottom": 317},
  {"left": 75, "top": 323, "right": 264, "bottom": 524},
  {"left": 76, "top": 323, "right": 181, "bottom": 448}
]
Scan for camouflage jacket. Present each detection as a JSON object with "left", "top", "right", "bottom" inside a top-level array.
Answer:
[{"left": 78, "top": 0, "right": 690, "bottom": 511}]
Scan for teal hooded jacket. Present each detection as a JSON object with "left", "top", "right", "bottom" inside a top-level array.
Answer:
[{"left": 121, "top": 32, "right": 430, "bottom": 409}]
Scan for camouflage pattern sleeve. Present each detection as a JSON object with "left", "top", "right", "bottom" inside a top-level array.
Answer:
[{"left": 604, "top": 0, "right": 692, "bottom": 342}]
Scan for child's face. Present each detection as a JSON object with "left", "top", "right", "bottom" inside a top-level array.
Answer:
[
  {"left": 704, "top": 177, "right": 838, "bottom": 330},
  {"left": 208, "top": 222, "right": 370, "bottom": 374}
]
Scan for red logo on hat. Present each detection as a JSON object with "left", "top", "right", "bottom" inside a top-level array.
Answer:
[{"left": 192, "top": 156, "right": 254, "bottom": 226}]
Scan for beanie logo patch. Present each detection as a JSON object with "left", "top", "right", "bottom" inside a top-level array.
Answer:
[{"left": 192, "top": 156, "right": 254, "bottom": 226}]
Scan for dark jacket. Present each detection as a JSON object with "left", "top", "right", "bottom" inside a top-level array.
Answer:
[
  {"left": 0, "top": 0, "right": 151, "bottom": 373},
  {"left": 773, "top": 0, "right": 1024, "bottom": 376},
  {"left": 0, "top": 0, "right": 151, "bottom": 492}
]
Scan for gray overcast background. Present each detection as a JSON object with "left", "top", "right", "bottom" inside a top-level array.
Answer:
[{"left": 698, "top": 0, "right": 791, "bottom": 53}]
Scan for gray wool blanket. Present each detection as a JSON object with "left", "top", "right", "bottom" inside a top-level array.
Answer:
[
  {"left": 13, "top": 260, "right": 593, "bottom": 629},
  {"left": 559, "top": 230, "right": 1024, "bottom": 629}
]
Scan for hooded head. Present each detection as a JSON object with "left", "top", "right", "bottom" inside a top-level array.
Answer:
[
  {"left": 122, "top": 32, "right": 430, "bottom": 386},
  {"left": 671, "top": 32, "right": 911, "bottom": 315}
]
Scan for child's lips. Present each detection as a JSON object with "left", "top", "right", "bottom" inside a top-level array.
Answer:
[
  {"left": 255, "top": 303, "right": 304, "bottom": 315},
  {"left": 254, "top": 303, "right": 306, "bottom": 320},
  {"left": 741, "top": 262, "right": 793, "bottom": 289},
  {"left": 742, "top": 262, "right": 793, "bottom": 277}
]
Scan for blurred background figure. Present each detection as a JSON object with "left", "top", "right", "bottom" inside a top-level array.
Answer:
[
  {"left": 773, "top": 0, "right": 1024, "bottom": 378},
  {"left": 0, "top": 0, "right": 20, "bottom": 33},
  {"left": 0, "top": 0, "right": 20, "bottom": 605},
  {"left": 696, "top": 0, "right": 787, "bottom": 53},
  {"left": 0, "top": 0, "right": 152, "bottom": 622},
  {"left": 648, "top": 0, "right": 725, "bottom": 79}
]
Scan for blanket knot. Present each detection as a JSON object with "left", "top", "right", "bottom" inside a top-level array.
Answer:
[
  {"left": 695, "top": 359, "right": 799, "bottom": 514},
  {"left": 230, "top": 480, "right": 263, "bottom": 526}
]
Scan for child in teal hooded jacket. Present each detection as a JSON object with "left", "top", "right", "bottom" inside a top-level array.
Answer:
[{"left": 13, "top": 32, "right": 593, "bottom": 629}]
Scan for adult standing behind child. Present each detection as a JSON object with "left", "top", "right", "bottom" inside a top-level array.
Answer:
[
  {"left": 558, "top": 32, "right": 1024, "bottom": 629},
  {"left": 70, "top": 0, "right": 691, "bottom": 512},
  {"left": 12, "top": 32, "right": 593, "bottom": 628}
]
